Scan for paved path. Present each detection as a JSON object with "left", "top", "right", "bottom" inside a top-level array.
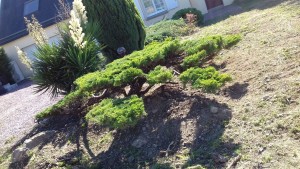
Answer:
[
  {"left": 0, "top": 80, "right": 61, "bottom": 147},
  {"left": 204, "top": 4, "right": 243, "bottom": 22}
]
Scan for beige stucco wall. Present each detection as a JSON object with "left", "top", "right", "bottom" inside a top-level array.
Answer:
[
  {"left": 135, "top": 0, "right": 192, "bottom": 26},
  {"left": 223, "top": 0, "right": 234, "bottom": 6},
  {"left": 189, "top": 0, "right": 208, "bottom": 14},
  {"left": 2, "top": 24, "right": 59, "bottom": 81},
  {"left": 136, "top": 0, "right": 235, "bottom": 26}
]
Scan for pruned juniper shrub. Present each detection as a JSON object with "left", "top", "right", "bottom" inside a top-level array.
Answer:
[
  {"left": 86, "top": 95, "right": 145, "bottom": 129},
  {"left": 36, "top": 35, "right": 241, "bottom": 129},
  {"left": 179, "top": 67, "right": 232, "bottom": 93},
  {"left": 223, "top": 34, "right": 242, "bottom": 49},
  {"left": 172, "top": 8, "right": 204, "bottom": 26},
  {"left": 145, "top": 19, "right": 192, "bottom": 45},
  {"left": 147, "top": 66, "right": 173, "bottom": 85},
  {"left": 181, "top": 50, "right": 207, "bottom": 69}
]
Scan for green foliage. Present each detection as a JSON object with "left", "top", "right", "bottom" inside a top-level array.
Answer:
[
  {"left": 86, "top": 95, "right": 146, "bottom": 129},
  {"left": 222, "top": 34, "right": 242, "bottom": 48},
  {"left": 145, "top": 19, "right": 191, "bottom": 45},
  {"left": 172, "top": 8, "right": 204, "bottom": 25},
  {"left": 37, "top": 34, "right": 240, "bottom": 120},
  {"left": 179, "top": 67, "right": 232, "bottom": 92},
  {"left": 0, "top": 47, "right": 13, "bottom": 84},
  {"left": 182, "top": 36, "right": 223, "bottom": 55},
  {"left": 83, "top": 0, "right": 146, "bottom": 60},
  {"left": 114, "top": 68, "right": 145, "bottom": 87},
  {"left": 181, "top": 50, "right": 207, "bottom": 69},
  {"left": 75, "top": 38, "right": 180, "bottom": 92},
  {"left": 36, "top": 90, "right": 85, "bottom": 119},
  {"left": 32, "top": 23, "right": 102, "bottom": 96},
  {"left": 147, "top": 66, "right": 173, "bottom": 85}
]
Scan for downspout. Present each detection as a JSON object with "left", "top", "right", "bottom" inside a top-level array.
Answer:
[{"left": 188, "top": 0, "right": 192, "bottom": 8}]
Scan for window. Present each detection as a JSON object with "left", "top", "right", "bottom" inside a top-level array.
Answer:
[
  {"left": 22, "top": 44, "right": 37, "bottom": 62},
  {"left": 24, "top": 0, "right": 39, "bottom": 16},
  {"left": 21, "top": 35, "right": 61, "bottom": 62},
  {"left": 142, "top": 0, "right": 166, "bottom": 17}
]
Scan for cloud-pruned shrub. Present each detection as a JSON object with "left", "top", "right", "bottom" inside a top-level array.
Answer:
[{"left": 36, "top": 35, "right": 241, "bottom": 129}]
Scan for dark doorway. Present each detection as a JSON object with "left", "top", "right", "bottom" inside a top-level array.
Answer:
[{"left": 205, "top": 0, "right": 224, "bottom": 10}]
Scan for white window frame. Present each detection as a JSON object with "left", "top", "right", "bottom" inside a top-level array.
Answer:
[
  {"left": 21, "top": 35, "right": 61, "bottom": 62},
  {"left": 24, "top": 0, "right": 39, "bottom": 16},
  {"left": 140, "top": 0, "right": 167, "bottom": 19}
]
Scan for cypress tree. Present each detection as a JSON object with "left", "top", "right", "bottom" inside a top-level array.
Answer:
[
  {"left": 0, "top": 47, "right": 14, "bottom": 84},
  {"left": 83, "top": 0, "right": 146, "bottom": 60}
]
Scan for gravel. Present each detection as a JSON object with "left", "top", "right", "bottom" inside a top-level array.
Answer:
[{"left": 0, "top": 80, "right": 61, "bottom": 147}]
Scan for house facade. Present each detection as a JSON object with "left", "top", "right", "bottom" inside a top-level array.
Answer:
[
  {"left": 0, "top": 0, "right": 71, "bottom": 82},
  {"left": 0, "top": 0, "right": 234, "bottom": 82},
  {"left": 134, "top": 0, "right": 235, "bottom": 26}
]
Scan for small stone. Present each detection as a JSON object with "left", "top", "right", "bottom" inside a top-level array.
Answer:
[
  {"left": 131, "top": 136, "right": 148, "bottom": 148},
  {"left": 262, "top": 95, "right": 271, "bottom": 101},
  {"left": 128, "top": 156, "right": 134, "bottom": 163},
  {"left": 212, "top": 153, "right": 228, "bottom": 163},
  {"left": 164, "top": 92, "right": 171, "bottom": 97},
  {"left": 142, "top": 127, "right": 146, "bottom": 131},
  {"left": 152, "top": 109, "right": 158, "bottom": 114},
  {"left": 38, "top": 118, "right": 50, "bottom": 127},
  {"left": 210, "top": 106, "right": 218, "bottom": 114},
  {"left": 12, "top": 147, "right": 29, "bottom": 163},
  {"left": 24, "top": 130, "right": 56, "bottom": 149}
]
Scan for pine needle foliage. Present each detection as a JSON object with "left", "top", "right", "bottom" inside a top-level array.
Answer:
[
  {"left": 179, "top": 67, "right": 232, "bottom": 92},
  {"left": 36, "top": 34, "right": 241, "bottom": 128},
  {"left": 86, "top": 95, "right": 146, "bottom": 129},
  {"left": 147, "top": 66, "right": 173, "bottom": 85},
  {"left": 0, "top": 47, "right": 13, "bottom": 83},
  {"left": 83, "top": 0, "right": 146, "bottom": 60},
  {"left": 145, "top": 19, "right": 191, "bottom": 45}
]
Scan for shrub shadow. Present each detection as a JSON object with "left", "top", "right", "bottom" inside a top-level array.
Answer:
[
  {"left": 203, "top": 0, "right": 297, "bottom": 26},
  {"left": 4, "top": 85, "right": 239, "bottom": 169},
  {"left": 91, "top": 85, "right": 239, "bottom": 168},
  {"left": 222, "top": 82, "right": 249, "bottom": 100}
]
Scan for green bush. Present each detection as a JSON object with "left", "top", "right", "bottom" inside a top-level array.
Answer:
[
  {"left": 172, "top": 8, "right": 204, "bottom": 25},
  {"left": 145, "top": 19, "right": 191, "bottom": 45},
  {"left": 179, "top": 67, "right": 232, "bottom": 92},
  {"left": 0, "top": 47, "right": 13, "bottom": 84},
  {"left": 32, "top": 26, "right": 102, "bottom": 96},
  {"left": 83, "top": 0, "right": 146, "bottom": 60},
  {"left": 147, "top": 66, "right": 173, "bottom": 85},
  {"left": 75, "top": 38, "right": 180, "bottom": 92},
  {"left": 222, "top": 35, "right": 242, "bottom": 48},
  {"left": 182, "top": 36, "right": 223, "bottom": 55},
  {"left": 181, "top": 50, "right": 207, "bottom": 69},
  {"left": 86, "top": 95, "right": 146, "bottom": 129},
  {"left": 37, "top": 34, "right": 240, "bottom": 122}
]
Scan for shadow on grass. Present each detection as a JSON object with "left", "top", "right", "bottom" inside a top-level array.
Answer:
[
  {"left": 222, "top": 82, "right": 249, "bottom": 100},
  {"left": 86, "top": 85, "right": 239, "bottom": 169},
  {"left": 203, "top": 0, "right": 298, "bottom": 26},
  {"left": 5, "top": 85, "right": 239, "bottom": 169}
]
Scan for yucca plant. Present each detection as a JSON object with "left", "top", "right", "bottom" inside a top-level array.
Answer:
[{"left": 31, "top": 0, "right": 104, "bottom": 96}]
